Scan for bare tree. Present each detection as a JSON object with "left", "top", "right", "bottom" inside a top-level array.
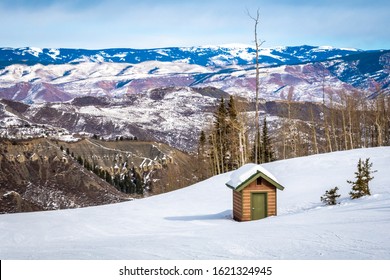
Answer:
[
  {"left": 247, "top": 8, "right": 265, "bottom": 163},
  {"left": 309, "top": 103, "right": 319, "bottom": 154}
]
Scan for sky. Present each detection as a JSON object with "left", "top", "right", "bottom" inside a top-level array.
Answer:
[{"left": 0, "top": 0, "right": 389, "bottom": 50}]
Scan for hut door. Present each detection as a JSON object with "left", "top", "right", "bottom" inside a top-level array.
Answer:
[{"left": 251, "top": 193, "right": 267, "bottom": 220}]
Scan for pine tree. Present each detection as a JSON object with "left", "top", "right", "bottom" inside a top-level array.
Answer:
[
  {"left": 250, "top": 118, "right": 274, "bottom": 164},
  {"left": 321, "top": 186, "right": 341, "bottom": 205},
  {"left": 198, "top": 130, "right": 206, "bottom": 156},
  {"left": 348, "top": 158, "right": 376, "bottom": 199},
  {"left": 261, "top": 117, "right": 274, "bottom": 163},
  {"left": 131, "top": 166, "right": 143, "bottom": 195},
  {"left": 227, "top": 95, "right": 237, "bottom": 121},
  {"left": 202, "top": 95, "right": 246, "bottom": 175},
  {"left": 76, "top": 155, "right": 83, "bottom": 165}
]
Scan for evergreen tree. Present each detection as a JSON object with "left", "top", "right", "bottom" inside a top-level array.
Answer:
[
  {"left": 198, "top": 130, "right": 206, "bottom": 155},
  {"left": 261, "top": 117, "right": 274, "bottom": 163},
  {"left": 76, "top": 155, "right": 83, "bottom": 165},
  {"left": 113, "top": 174, "right": 121, "bottom": 189},
  {"left": 134, "top": 169, "right": 144, "bottom": 195},
  {"left": 321, "top": 186, "right": 341, "bottom": 205},
  {"left": 227, "top": 95, "right": 237, "bottom": 121},
  {"left": 83, "top": 160, "right": 91, "bottom": 171},
  {"left": 250, "top": 118, "right": 274, "bottom": 164},
  {"left": 348, "top": 158, "right": 376, "bottom": 199},
  {"left": 226, "top": 95, "right": 240, "bottom": 169},
  {"left": 202, "top": 95, "right": 246, "bottom": 175}
]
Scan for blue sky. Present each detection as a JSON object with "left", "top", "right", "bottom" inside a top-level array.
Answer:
[{"left": 0, "top": 0, "right": 389, "bottom": 50}]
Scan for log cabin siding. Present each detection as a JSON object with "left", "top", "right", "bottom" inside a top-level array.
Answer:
[
  {"left": 233, "top": 190, "right": 242, "bottom": 221},
  {"left": 234, "top": 178, "right": 277, "bottom": 221}
]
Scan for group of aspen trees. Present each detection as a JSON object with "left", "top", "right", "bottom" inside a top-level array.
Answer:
[{"left": 197, "top": 89, "right": 390, "bottom": 178}]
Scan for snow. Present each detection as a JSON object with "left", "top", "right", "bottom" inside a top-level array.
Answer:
[
  {"left": 226, "top": 163, "right": 279, "bottom": 189},
  {"left": 47, "top": 48, "right": 60, "bottom": 60},
  {"left": 25, "top": 47, "right": 43, "bottom": 57},
  {"left": 0, "top": 147, "right": 389, "bottom": 259},
  {"left": 56, "top": 134, "right": 80, "bottom": 142}
]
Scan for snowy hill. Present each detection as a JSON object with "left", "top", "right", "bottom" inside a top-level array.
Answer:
[{"left": 0, "top": 147, "right": 389, "bottom": 259}]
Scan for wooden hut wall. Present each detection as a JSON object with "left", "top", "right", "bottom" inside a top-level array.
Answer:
[
  {"left": 233, "top": 190, "right": 243, "bottom": 221},
  {"left": 240, "top": 179, "right": 277, "bottom": 221}
]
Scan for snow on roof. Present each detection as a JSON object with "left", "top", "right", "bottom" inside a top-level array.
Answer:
[{"left": 226, "top": 163, "right": 281, "bottom": 190}]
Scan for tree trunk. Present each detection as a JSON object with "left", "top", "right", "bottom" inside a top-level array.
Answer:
[{"left": 247, "top": 9, "right": 264, "bottom": 164}]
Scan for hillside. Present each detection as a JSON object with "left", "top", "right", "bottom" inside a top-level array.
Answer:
[
  {"left": 0, "top": 147, "right": 389, "bottom": 259},
  {"left": 0, "top": 137, "right": 199, "bottom": 213}
]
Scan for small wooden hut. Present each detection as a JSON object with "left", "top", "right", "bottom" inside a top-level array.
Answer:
[{"left": 226, "top": 164, "right": 284, "bottom": 221}]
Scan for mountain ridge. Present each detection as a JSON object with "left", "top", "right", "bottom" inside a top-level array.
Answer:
[
  {"left": 1, "top": 44, "right": 388, "bottom": 105},
  {"left": 0, "top": 45, "right": 366, "bottom": 67}
]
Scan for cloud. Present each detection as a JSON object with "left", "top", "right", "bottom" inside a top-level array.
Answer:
[
  {"left": 0, "top": 0, "right": 104, "bottom": 11},
  {"left": 0, "top": 0, "right": 388, "bottom": 49}
]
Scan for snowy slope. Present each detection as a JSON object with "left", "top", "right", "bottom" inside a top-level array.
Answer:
[{"left": 0, "top": 147, "right": 389, "bottom": 259}]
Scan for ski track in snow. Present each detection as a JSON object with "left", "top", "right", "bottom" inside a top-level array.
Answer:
[{"left": 0, "top": 147, "right": 389, "bottom": 259}]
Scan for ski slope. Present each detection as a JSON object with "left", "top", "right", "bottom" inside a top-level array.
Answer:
[{"left": 0, "top": 147, "right": 389, "bottom": 259}]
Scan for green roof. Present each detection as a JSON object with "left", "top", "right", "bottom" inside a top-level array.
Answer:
[{"left": 226, "top": 170, "right": 285, "bottom": 192}]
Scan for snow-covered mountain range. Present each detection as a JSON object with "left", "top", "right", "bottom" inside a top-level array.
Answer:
[
  {"left": 0, "top": 45, "right": 363, "bottom": 67},
  {"left": 1, "top": 45, "right": 389, "bottom": 151},
  {"left": 0, "top": 45, "right": 389, "bottom": 104}
]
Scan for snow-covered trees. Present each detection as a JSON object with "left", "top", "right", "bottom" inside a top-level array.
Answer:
[
  {"left": 320, "top": 158, "right": 376, "bottom": 205},
  {"left": 348, "top": 158, "right": 376, "bottom": 199},
  {"left": 321, "top": 186, "right": 341, "bottom": 205}
]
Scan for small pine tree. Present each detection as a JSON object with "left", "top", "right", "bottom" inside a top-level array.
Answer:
[
  {"left": 76, "top": 155, "right": 83, "bottom": 165},
  {"left": 348, "top": 158, "right": 376, "bottom": 199},
  {"left": 321, "top": 186, "right": 341, "bottom": 205},
  {"left": 198, "top": 130, "right": 206, "bottom": 155}
]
